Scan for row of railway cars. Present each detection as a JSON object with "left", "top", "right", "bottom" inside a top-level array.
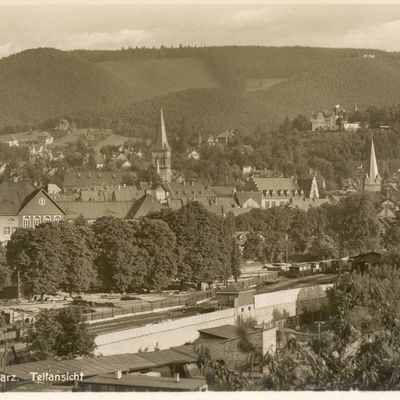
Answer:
[{"left": 287, "top": 259, "right": 344, "bottom": 277}]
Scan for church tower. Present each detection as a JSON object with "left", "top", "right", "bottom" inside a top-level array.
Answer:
[
  {"left": 363, "top": 137, "right": 382, "bottom": 192},
  {"left": 151, "top": 108, "right": 172, "bottom": 183}
]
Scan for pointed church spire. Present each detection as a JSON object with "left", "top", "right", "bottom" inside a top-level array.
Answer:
[
  {"left": 151, "top": 108, "right": 171, "bottom": 151},
  {"left": 369, "top": 137, "right": 379, "bottom": 181},
  {"left": 156, "top": 157, "right": 160, "bottom": 175}
]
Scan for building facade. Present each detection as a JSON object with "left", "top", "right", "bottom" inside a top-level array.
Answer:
[
  {"left": 0, "top": 181, "right": 66, "bottom": 244},
  {"left": 311, "top": 105, "right": 343, "bottom": 132}
]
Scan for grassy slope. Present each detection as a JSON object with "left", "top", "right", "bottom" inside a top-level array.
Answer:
[
  {"left": 250, "top": 56, "right": 400, "bottom": 124},
  {"left": 97, "top": 57, "right": 219, "bottom": 100}
]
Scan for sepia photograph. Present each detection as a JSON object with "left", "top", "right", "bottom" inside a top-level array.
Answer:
[{"left": 1, "top": 0, "right": 400, "bottom": 395}]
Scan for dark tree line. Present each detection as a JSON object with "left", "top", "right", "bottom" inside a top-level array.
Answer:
[
  {"left": 237, "top": 192, "right": 386, "bottom": 263},
  {"left": 3, "top": 202, "right": 240, "bottom": 296}
]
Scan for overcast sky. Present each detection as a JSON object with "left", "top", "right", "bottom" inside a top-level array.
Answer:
[{"left": 2, "top": 4, "right": 400, "bottom": 59}]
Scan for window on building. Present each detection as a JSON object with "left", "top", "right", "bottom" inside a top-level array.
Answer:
[
  {"left": 265, "top": 201, "right": 270, "bottom": 208},
  {"left": 280, "top": 201, "right": 284, "bottom": 206},
  {"left": 241, "top": 307, "right": 244, "bottom": 312},
  {"left": 4, "top": 227, "right": 10, "bottom": 235},
  {"left": 12, "top": 227, "right": 17, "bottom": 233},
  {"left": 39, "top": 197, "right": 46, "bottom": 206},
  {"left": 23, "top": 216, "right": 31, "bottom": 228},
  {"left": 33, "top": 216, "right": 41, "bottom": 227},
  {"left": 54, "top": 215, "right": 62, "bottom": 223},
  {"left": 271, "top": 201, "right": 276, "bottom": 207},
  {"left": 43, "top": 215, "right": 51, "bottom": 223},
  {"left": 248, "top": 306, "right": 251, "bottom": 311}
]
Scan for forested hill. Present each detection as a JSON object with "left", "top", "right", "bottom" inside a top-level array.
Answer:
[
  {"left": 0, "top": 48, "right": 133, "bottom": 129},
  {"left": 3, "top": 45, "right": 400, "bottom": 133}
]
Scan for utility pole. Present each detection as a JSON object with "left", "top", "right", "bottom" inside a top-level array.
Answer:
[
  {"left": 17, "top": 268, "right": 20, "bottom": 301},
  {"left": 285, "top": 234, "right": 289, "bottom": 270},
  {"left": 2, "top": 332, "right": 7, "bottom": 392}
]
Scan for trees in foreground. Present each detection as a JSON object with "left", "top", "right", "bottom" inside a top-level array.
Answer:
[
  {"left": 25, "top": 307, "right": 96, "bottom": 361},
  {"left": 198, "top": 266, "right": 400, "bottom": 390},
  {"left": 3, "top": 202, "right": 240, "bottom": 294}
]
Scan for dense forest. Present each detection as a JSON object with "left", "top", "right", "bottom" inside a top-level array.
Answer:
[{"left": 4, "top": 46, "right": 400, "bottom": 131}]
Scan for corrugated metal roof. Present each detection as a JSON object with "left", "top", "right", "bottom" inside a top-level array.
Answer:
[
  {"left": 82, "top": 373, "right": 206, "bottom": 391},
  {"left": 170, "top": 345, "right": 198, "bottom": 359},
  {"left": 198, "top": 325, "right": 238, "bottom": 340},
  {"left": 7, "top": 346, "right": 200, "bottom": 382},
  {"left": 6, "top": 353, "right": 155, "bottom": 381},
  {"left": 138, "top": 348, "right": 197, "bottom": 366}
]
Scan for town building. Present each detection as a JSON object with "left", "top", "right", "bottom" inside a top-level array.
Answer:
[
  {"left": 248, "top": 175, "right": 324, "bottom": 208},
  {"left": 311, "top": 104, "right": 343, "bottom": 132},
  {"left": 151, "top": 109, "right": 172, "bottom": 183},
  {"left": 363, "top": 137, "right": 382, "bottom": 192},
  {"left": 207, "top": 130, "right": 236, "bottom": 146},
  {"left": 186, "top": 149, "right": 200, "bottom": 160},
  {"left": 343, "top": 122, "right": 361, "bottom": 132},
  {"left": 62, "top": 170, "right": 127, "bottom": 191},
  {"left": 0, "top": 181, "right": 66, "bottom": 244}
]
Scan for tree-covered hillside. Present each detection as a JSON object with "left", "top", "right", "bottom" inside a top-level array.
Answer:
[
  {"left": 3, "top": 46, "right": 400, "bottom": 132},
  {"left": 0, "top": 48, "right": 133, "bottom": 129}
]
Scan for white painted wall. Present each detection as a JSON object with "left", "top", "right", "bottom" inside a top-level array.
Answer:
[
  {"left": 94, "top": 284, "right": 331, "bottom": 356},
  {"left": 95, "top": 308, "right": 235, "bottom": 356}
]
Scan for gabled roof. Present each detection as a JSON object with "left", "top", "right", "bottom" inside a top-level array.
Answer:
[
  {"left": 80, "top": 190, "right": 113, "bottom": 202},
  {"left": 59, "top": 201, "right": 134, "bottom": 220},
  {"left": 127, "top": 194, "right": 162, "bottom": 219},
  {"left": 210, "top": 186, "right": 236, "bottom": 197},
  {"left": 0, "top": 181, "right": 64, "bottom": 216},
  {"left": 113, "top": 188, "right": 145, "bottom": 202},
  {"left": 251, "top": 177, "right": 300, "bottom": 192},
  {"left": 5, "top": 345, "right": 198, "bottom": 382},
  {"left": 216, "top": 197, "right": 237, "bottom": 209},
  {"left": 198, "top": 325, "right": 238, "bottom": 340},
  {"left": 235, "top": 191, "right": 262, "bottom": 207},
  {"left": 63, "top": 170, "right": 124, "bottom": 188},
  {"left": 0, "top": 181, "right": 36, "bottom": 215},
  {"left": 162, "top": 181, "right": 210, "bottom": 201}
]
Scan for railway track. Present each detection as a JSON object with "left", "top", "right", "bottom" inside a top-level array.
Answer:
[{"left": 87, "top": 308, "right": 201, "bottom": 335}]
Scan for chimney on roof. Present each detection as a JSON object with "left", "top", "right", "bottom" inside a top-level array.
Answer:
[{"left": 115, "top": 370, "right": 122, "bottom": 380}]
